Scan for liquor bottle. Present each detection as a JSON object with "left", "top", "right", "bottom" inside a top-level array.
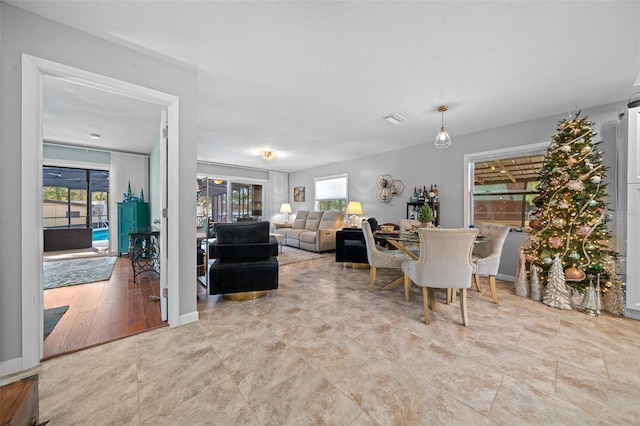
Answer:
[
  {"left": 433, "top": 184, "right": 439, "bottom": 202},
  {"left": 418, "top": 186, "right": 425, "bottom": 202},
  {"left": 428, "top": 184, "right": 435, "bottom": 203}
]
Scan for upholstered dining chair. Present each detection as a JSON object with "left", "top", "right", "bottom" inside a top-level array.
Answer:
[
  {"left": 402, "top": 228, "right": 478, "bottom": 326},
  {"left": 471, "top": 223, "right": 510, "bottom": 305},
  {"left": 362, "top": 221, "right": 412, "bottom": 292}
]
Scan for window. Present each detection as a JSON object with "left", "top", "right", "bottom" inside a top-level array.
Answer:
[
  {"left": 196, "top": 178, "right": 263, "bottom": 224},
  {"left": 464, "top": 143, "right": 548, "bottom": 228},
  {"left": 43, "top": 166, "right": 109, "bottom": 229},
  {"left": 315, "top": 174, "right": 347, "bottom": 212}
]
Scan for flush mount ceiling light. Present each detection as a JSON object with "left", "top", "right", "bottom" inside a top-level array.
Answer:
[
  {"left": 213, "top": 179, "right": 224, "bottom": 184},
  {"left": 90, "top": 133, "right": 101, "bottom": 139},
  {"left": 260, "top": 149, "right": 275, "bottom": 162},
  {"left": 383, "top": 113, "right": 407, "bottom": 125},
  {"left": 435, "top": 105, "right": 452, "bottom": 149}
]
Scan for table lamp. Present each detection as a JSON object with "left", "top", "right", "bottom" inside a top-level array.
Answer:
[
  {"left": 280, "top": 202, "right": 292, "bottom": 222},
  {"left": 346, "top": 201, "right": 363, "bottom": 228}
]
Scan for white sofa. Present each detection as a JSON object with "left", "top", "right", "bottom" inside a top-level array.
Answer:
[{"left": 278, "top": 210, "right": 344, "bottom": 252}]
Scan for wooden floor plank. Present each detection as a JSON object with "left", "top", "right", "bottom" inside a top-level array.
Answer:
[{"left": 43, "top": 256, "right": 167, "bottom": 360}]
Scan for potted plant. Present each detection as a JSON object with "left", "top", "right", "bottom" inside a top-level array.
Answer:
[{"left": 418, "top": 203, "right": 434, "bottom": 227}]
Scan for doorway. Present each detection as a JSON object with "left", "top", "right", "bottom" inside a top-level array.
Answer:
[{"left": 21, "top": 54, "right": 181, "bottom": 370}]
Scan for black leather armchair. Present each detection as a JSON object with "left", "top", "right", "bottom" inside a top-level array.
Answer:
[
  {"left": 209, "top": 221, "right": 279, "bottom": 299},
  {"left": 335, "top": 218, "right": 379, "bottom": 265}
]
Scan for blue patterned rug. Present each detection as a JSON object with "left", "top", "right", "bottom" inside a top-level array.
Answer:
[{"left": 43, "top": 256, "right": 117, "bottom": 290}]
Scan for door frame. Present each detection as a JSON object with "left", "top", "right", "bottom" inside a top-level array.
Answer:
[{"left": 21, "top": 54, "right": 181, "bottom": 370}]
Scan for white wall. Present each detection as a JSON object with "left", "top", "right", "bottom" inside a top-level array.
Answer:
[
  {"left": 1, "top": 3, "right": 199, "bottom": 369},
  {"left": 290, "top": 102, "right": 626, "bottom": 280}
]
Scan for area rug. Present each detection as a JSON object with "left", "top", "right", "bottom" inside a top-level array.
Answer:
[
  {"left": 43, "top": 256, "right": 117, "bottom": 290},
  {"left": 44, "top": 305, "right": 69, "bottom": 339},
  {"left": 278, "top": 246, "right": 331, "bottom": 266}
]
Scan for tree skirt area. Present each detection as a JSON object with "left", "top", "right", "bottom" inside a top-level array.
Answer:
[
  {"left": 43, "top": 256, "right": 117, "bottom": 290},
  {"left": 278, "top": 246, "right": 332, "bottom": 265}
]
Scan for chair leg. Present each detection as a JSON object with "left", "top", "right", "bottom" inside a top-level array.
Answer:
[
  {"left": 460, "top": 288, "right": 469, "bottom": 326},
  {"left": 404, "top": 274, "right": 411, "bottom": 302},
  {"left": 489, "top": 275, "right": 499, "bottom": 305},
  {"left": 422, "top": 287, "right": 430, "bottom": 324},
  {"left": 428, "top": 287, "right": 438, "bottom": 312},
  {"left": 474, "top": 274, "right": 482, "bottom": 292},
  {"left": 368, "top": 267, "right": 377, "bottom": 292},
  {"left": 446, "top": 288, "right": 459, "bottom": 304}
]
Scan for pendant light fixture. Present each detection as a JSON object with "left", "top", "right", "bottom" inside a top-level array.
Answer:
[{"left": 435, "top": 105, "right": 452, "bottom": 149}]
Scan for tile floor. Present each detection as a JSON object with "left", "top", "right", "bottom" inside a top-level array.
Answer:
[{"left": 7, "top": 257, "right": 640, "bottom": 424}]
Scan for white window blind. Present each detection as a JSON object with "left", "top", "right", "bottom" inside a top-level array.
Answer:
[{"left": 315, "top": 175, "right": 347, "bottom": 200}]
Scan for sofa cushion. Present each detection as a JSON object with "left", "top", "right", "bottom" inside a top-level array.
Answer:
[
  {"left": 299, "top": 231, "right": 317, "bottom": 244},
  {"left": 304, "top": 211, "right": 324, "bottom": 231},
  {"left": 292, "top": 210, "right": 309, "bottom": 229},
  {"left": 216, "top": 221, "right": 269, "bottom": 244},
  {"left": 211, "top": 221, "right": 276, "bottom": 260},
  {"left": 318, "top": 211, "right": 343, "bottom": 229}
]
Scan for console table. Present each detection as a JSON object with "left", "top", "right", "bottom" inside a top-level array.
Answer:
[{"left": 129, "top": 226, "right": 160, "bottom": 282}]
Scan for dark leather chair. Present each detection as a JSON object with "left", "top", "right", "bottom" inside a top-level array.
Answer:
[
  {"left": 209, "top": 221, "right": 279, "bottom": 299},
  {"left": 335, "top": 218, "right": 378, "bottom": 265}
]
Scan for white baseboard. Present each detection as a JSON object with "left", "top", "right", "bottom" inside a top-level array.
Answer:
[
  {"left": 0, "top": 357, "right": 24, "bottom": 379},
  {"left": 177, "top": 310, "right": 199, "bottom": 326},
  {"left": 625, "top": 308, "right": 640, "bottom": 320}
]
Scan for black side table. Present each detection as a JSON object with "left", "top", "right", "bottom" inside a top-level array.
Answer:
[{"left": 129, "top": 226, "right": 160, "bottom": 282}]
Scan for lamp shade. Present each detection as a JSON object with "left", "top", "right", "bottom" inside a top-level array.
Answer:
[
  {"left": 346, "top": 201, "right": 363, "bottom": 215},
  {"left": 280, "top": 203, "right": 292, "bottom": 214}
]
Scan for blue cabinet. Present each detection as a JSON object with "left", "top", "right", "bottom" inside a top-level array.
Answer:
[{"left": 117, "top": 202, "right": 149, "bottom": 256}]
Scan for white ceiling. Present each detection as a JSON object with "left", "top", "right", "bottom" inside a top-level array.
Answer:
[{"left": 11, "top": 1, "right": 640, "bottom": 173}]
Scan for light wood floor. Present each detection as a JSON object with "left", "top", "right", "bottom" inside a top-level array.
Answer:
[{"left": 43, "top": 256, "right": 166, "bottom": 360}]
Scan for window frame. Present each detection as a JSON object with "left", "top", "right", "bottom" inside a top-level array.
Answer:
[{"left": 463, "top": 142, "right": 549, "bottom": 228}]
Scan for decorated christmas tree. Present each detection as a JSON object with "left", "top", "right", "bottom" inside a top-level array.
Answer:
[{"left": 525, "top": 114, "right": 618, "bottom": 299}]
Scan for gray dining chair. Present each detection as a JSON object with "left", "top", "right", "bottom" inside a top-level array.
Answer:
[
  {"left": 402, "top": 228, "right": 478, "bottom": 325},
  {"left": 362, "top": 221, "right": 412, "bottom": 293},
  {"left": 471, "top": 222, "right": 510, "bottom": 305}
]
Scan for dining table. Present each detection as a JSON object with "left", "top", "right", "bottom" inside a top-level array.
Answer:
[
  {"left": 375, "top": 229, "right": 486, "bottom": 305},
  {"left": 374, "top": 231, "right": 421, "bottom": 260},
  {"left": 374, "top": 230, "right": 486, "bottom": 261}
]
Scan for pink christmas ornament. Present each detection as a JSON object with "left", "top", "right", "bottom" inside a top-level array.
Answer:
[{"left": 549, "top": 237, "right": 564, "bottom": 248}]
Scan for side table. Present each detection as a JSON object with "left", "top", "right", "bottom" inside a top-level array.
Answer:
[
  {"left": 274, "top": 222, "right": 293, "bottom": 230},
  {"left": 129, "top": 226, "right": 160, "bottom": 282}
]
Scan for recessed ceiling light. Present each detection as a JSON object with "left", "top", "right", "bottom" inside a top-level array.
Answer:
[
  {"left": 383, "top": 113, "right": 407, "bottom": 125},
  {"left": 90, "top": 133, "right": 101, "bottom": 139}
]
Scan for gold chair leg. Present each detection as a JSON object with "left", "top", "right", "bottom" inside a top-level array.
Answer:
[
  {"left": 474, "top": 274, "right": 482, "bottom": 292},
  {"left": 489, "top": 275, "right": 499, "bottom": 305},
  {"left": 368, "top": 267, "right": 377, "bottom": 292},
  {"left": 447, "top": 288, "right": 459, "bottom": 304},
  {"left": 404, "top": 274, "right": 411, "bottom": 302},
  {"left": 422, "top": 287, "right": 430, "bottom": 324},
  {"left": 428, "top": 288, "right": 438, "bottom": 312},
  {"left": 460, "top": 288, "right": 469, "bottom": 326}
]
